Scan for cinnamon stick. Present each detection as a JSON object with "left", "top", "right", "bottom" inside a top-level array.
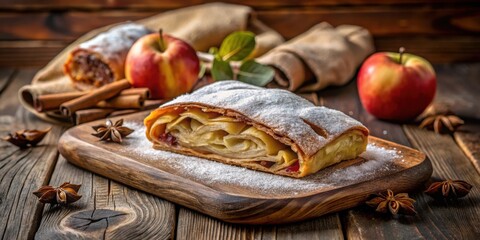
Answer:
[
  {"left": 35, "top": 91, "right": 85, "bottom": 112},
  {"left": 75, "top": 100, "right": 164, "bottom": 124},
  {"left": 35, "top": 87, "right": 150, "bottom": 112},
  {"left": 74, "top": 108, "right": 147, "bottom": 125},
  {"left": 60, "top": 79, "right": 131, "bottom": 116},
  {"left": 143, "top": 99, "right": 166, "bottom": 110},
  {"left": 45, "top": 110, "right": 71, "bottom": 122},
  {"left": 73, "top": 108, "right": 115, "bottom": 125},
  {"left": 108, "top": 109, "right": 138, "bottom": 117},
  {"left": 96, "top": 95, "right": 145, "bottom": 109},
  {"left": 120, "top": 88, "right": 150, "bottom": 100}
]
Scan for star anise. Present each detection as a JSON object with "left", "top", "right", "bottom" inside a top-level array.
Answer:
[
  {"left": 33, "top": 182, "right": 82, "bottom": 205},
  {"left": 419, "top": 113, "right": 464, "bottom": 134},
  {"left": 2, "top": 127, "right": 51, "bottom": 148},
  {"left": 91, "top": 119, "right": 134, "bottom": 143},
  {"left": 425, "top": 179, "right": 472, "bottom": 199},
  {"left": 366, "top": 189, "right": 416, "bottom": 215}
]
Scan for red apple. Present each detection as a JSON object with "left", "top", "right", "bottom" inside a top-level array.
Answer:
[
  {"left": 357, "top": 48, "right": 436, "bottom": 121},
  {"left": 125, "top": 30, "right": 200, "bottom": 99}
]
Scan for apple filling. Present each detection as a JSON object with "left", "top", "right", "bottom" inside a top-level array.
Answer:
[
  {"left": 66, "top": 51, "right": 114, "bottom": 88},
  {"left": 148, "top": 107, "right": 367, "bottom": 176}
]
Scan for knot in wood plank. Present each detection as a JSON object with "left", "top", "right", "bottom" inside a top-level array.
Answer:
[{"left": 64, "top": 209, "right": 128, "bottom": 233}]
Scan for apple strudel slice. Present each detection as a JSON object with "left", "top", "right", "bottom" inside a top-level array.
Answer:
[
  {"left": 144, "top": 81, "right": 369, "bottom": 178},
  {"left": 64, "top": 23, "right": 151, "bottom": 91}
]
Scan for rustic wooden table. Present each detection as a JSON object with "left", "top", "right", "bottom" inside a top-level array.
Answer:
[{"left": 0, "top": 64, "right": 479, "bottom": 239}]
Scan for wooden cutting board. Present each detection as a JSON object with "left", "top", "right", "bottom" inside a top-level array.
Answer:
[{"left": 58, "top": 111, "right": 432, "bottom": 224}]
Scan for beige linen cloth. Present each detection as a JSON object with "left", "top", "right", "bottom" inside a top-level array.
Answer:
[
  {"left": 258, "top": 22, "right": 374, "bottom": 92},
  {"left": 19, "top": 2, "right": 374, "bottom": 124}
]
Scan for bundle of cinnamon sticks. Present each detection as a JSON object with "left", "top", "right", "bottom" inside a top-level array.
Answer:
[{"left": 33, "top": 79, "right": 164, "bottom": 125}]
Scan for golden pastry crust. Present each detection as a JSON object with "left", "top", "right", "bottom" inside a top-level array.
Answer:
[{"left": 145, "top": 81, "right": 369, "bottom": 177}]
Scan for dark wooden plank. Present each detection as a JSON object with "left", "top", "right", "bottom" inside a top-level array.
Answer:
[
  {"left": 0, "top": 11, "right": 151, "bottom": 41},
  {"left": 0, "top": 68, "right": 64, "bottom": 240},
  {"left": 0, "top": 0, "right": 476, "bottom": 10},
  {"left": 1, "top": 7, "right": 480, "bottom": 41},
  {"left": 35, "top": 156, "right": 177, "bottom": 239},
  {"left": 435, "top": 63, "right": 480, "bottom": 174},
  {"left": 176, "top": 208, "right": 259, "bottom": 240},
  {"left": 402, "top": 126, "right": 480, "bottom": 239},
  {"left": 259, "top": 7, "right": 480, "bottom": 39},
  {"left": 0, "top": 41, "right": 66, "bottom": 67},
  {"left": 455, "top": 126, "right": 480, "bottom": 174},
  {"left": 0, "top": 68, "right": 34, "bottom": 115},
  {"left": 429, "top": 62, "right": 480, "bottom": 174},
  {"left": 176, "top": 208, "right": 344, "bottom": 239},
  {"left": 429, "top": 63, "right": 480, "bottom": 119},
  {"left": 0, "top": 68, "right": 15, "bottom": 94},
  {"left": 359, "top": 36, "right": 480, "bottom": 63}
]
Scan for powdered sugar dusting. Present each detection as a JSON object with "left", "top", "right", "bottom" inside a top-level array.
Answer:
[
  {"left": 162, "top": 81, "right": 367, "bottom": 157},
  {"left": 79, "top": 23, "right": 151, "bottom": 65},
  {"left": 116, "top": 122, "right": 402, "bottom": 197},
  {"left": 329, "top": 144, "right": 401, "bottom": 182}
]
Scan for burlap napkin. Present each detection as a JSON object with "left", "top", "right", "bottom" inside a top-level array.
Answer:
[
  {"left": 18, "top": 2, "right": 284, "bottom": 124},
  {"left": 258, "top": 22, "right": 374, "bottom": 92}
]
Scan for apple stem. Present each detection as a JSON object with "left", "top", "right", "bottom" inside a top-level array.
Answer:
[
  {"left": 158, "top": 29, "right": 166, "bottom": 52},
  {"left": 399, "top": 47, "right": 405, "bottom": 64}
]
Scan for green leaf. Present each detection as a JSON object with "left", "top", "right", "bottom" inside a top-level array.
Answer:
[
  {"left": 211, "top": 58, "right": 234, "bottom": 81},
  {"left": 218, "top": 31, "right": 256, "bottom": 61},
  {"left": 237, "top": 60, "right": 275, "bottom": 87}
]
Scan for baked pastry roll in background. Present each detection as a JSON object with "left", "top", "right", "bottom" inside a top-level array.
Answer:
[
  {"left": 145, "top": 81, "right": 369, "bottom": 178},
  {"left": 63, "top": 23, "right": 151, "bottom": 91}
]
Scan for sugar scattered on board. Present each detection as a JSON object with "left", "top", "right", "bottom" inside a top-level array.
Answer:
[{"left": 121, "top": 122, "right": 401, "bottom": 196}]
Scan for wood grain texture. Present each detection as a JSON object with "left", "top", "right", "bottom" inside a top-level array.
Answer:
[
  {"left": 455, "top": 129, "right": 480, "bottom": 174},
  {"left": 0, "top": 12, "right": 151, "bottom": 41},
  {"left": 1, "top": 7, "right": 479, "bottom": 41},
  {"left": 1, "top": 0, "right": 476, "bottom": 10},
  {"left": 431, "top": 63, "right": 480, "bottom": 119},
  {"left": 58, "top": 111, "right": 431, "bottom": 224},
  {"left": 402, "top": 126, "right": 480, "bottom": 239},
  {"left": 35, "top": 156, "right": 177, "bottom": 239},
  {"left": 436, "top": 63, "right": 480, "bottom": 173},
  {"left": 258, "top": 7, "right": 480, "bottom": 39},
  {"left": 0, "top": 68, "right": 15, "bottom": 94},
  {"left": 176, "top": 208, "right": 344, "bottom": 240},
  {"left": 0, "top": 41, "right": 66, "bottom": 67},
  {"left": 374, "top": 37, "right": 480, "bottom": 63},
  {"left": 0, "top": 68, "right": 63, "bottom": 240}
]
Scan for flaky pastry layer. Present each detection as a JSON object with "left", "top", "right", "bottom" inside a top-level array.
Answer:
[{"left": 145, "top": 81, "right": 369, "bottom": 178}]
